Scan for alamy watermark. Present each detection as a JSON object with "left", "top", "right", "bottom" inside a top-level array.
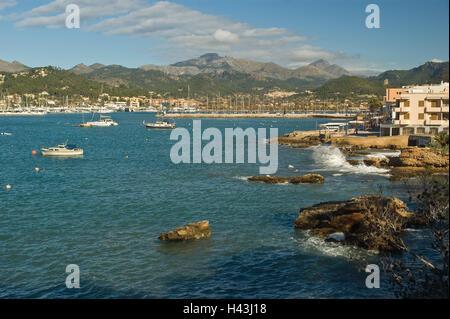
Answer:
[
  {"left": 170, "top": 120, "right": 279, "bottom": 175},
  {"left": 365, "top": 264, "right": 380, "bottom": 288},
  {"left": 65, "top": 264, "right": 80, "bottom": 289},
  {"left": 365, "top": 4, "right": 380, "bottom": 29},
  {"left": 65, "top": 4, "right": 80, "bottom": 29}
]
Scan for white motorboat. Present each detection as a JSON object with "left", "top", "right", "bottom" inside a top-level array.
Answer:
[
  {"left": 41, "top": 141, "right": 84, "bottom": 157},
  {"left": 143, "top": 119, "right": 175, "bottom": 129},
  {"left": 86, "top": 115, "right": 118, "bottom": 127}
]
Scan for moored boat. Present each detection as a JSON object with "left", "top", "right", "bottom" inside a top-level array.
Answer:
[
  {"left": 85, "top": 115, "right": 118, "bottom": 127},
  {"left": 41, "top": 141, "right": 84, "bottom": 157},
  {"left": 143, "top": 120, "right": 175, "bottom": 129}
]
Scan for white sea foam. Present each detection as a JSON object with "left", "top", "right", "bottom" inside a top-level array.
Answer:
[
  {"left": 366, "top": 150, "right": 401, "bottom": 159},
  {"left": 233, "top": 176, "right": 252, "bottom": 181},
  {"left": 310, "top": 145, "right": 390, "bottom": 175},
  {"left": 291, "top": 232, "right": 378, "bottom": 259}
]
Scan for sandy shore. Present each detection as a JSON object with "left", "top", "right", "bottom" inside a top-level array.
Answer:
[{"left": 157, "top": 113, "right": 356, "bottom": 119}]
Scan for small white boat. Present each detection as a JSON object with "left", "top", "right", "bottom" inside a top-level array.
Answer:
[
  {"left": 86, "top": 115, "right": 118, "bottom": 127},
  {"left": 41, "top": 141, "right": 83, "bottom": 157},
  {"left": 143, "top": 119, "right": 175, "bottom": 129},
  {"left": 1, "top": 132, "right": 12, "bottom": 136}
]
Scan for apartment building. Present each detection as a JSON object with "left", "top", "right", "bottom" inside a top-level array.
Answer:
[{"left": 381, "top": 82, "right": 449, "bottom": 136}]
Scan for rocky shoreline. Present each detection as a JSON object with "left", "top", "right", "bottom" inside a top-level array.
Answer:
[
  {"left": 295, "top": 195, "right": 424, "bottom": 251},
  {"left": 347, "top": 147, "right": 449, "bottom": 180},
  {"left": 279, "top": 130, "right": 449, "bottom": 181}
]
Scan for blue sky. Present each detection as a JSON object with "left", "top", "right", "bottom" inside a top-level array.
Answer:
[{"left": 0, "top": 0, "right": 448, "bottom": 74}]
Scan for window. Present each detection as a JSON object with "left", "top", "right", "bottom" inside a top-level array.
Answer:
[
  {"left": 404, "top": 100, "right": 410, "bottom": 107},
  {"left": 418, "top": 100, "right": 424, "bottom": 107},
  {"left": 403, "top": 113, "right": 410, "bottom": 120},
  {"left": 416, "top": 127, "right": 425, "bottom": 134},
  {"left": 431, "top": 101, "right": 438, "bottom": 107},
  {"left": 418, "top": 113, "right": 424, "bottom": 120},
  {"left": 430, "top": 115, "right": 438, "bottom": 120}
]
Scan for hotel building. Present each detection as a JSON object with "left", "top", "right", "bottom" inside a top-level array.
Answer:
[{"left": 381, "top": 82, "right": 449, "bottom": 136}]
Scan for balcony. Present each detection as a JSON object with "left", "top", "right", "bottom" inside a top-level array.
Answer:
[
  {"left": 393, "top": 107, "right": 410, "bottom": 113},
  {"left": 426, "top": 119, "right": 449, "bottom": 126},
  {"left": 393, "top": 119, "right": 410, "bottom": 125},
  {"left": 425, "top": 106, "right": 442, "bottom": 113}
]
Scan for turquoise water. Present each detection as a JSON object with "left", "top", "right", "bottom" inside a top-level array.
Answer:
[{"left": 0, "top": 113, "right": 423, "bottom": 298}]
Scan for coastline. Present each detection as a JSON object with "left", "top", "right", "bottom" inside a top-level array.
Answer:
[{"left": 157, "top": 112, "right": 356, "bottom": 119}]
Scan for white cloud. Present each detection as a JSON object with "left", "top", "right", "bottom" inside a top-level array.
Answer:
[
  {"left": 431, "top": 58, "right": 444, "bottom": 63},
  {"left": 0, "top": 0, "right": 16, "bottom": 11},
  {"left": 11, "top": 0, "right": 362, "bottom": 68},
  {"left": 213, "top": 29, "right": 239, "bottom": 43},
  {"left": 15, "top": 0, "right": 142, "bottom": 28}
]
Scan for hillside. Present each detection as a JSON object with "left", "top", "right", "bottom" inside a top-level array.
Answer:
[
  {"left": 372, "top": 61, "right": 449, "bottom": 86},
  {"left": 315, "top": 76, "right": 386, "bottom": 98},
  {"left": 315, "top": 61, "right": 449, "bottom": 98},
  {"left": 1, "top": 67, "right": 146, "bottom": 97}
]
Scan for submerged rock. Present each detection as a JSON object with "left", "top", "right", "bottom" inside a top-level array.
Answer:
[
  {"left": 248, "top": 174, "right": 324, "bottom": 184},
  {"left": 295, "top": 195, "right": 414, "bottom": 251},
  {"left": 159, "top": 220, "right": 212, "bottom": 241}
]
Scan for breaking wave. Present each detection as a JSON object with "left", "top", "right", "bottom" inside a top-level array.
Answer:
[{"left": 310, "top": 145, "right": 390, "bottom": 175}]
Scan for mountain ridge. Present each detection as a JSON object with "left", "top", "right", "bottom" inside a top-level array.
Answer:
[{"left": 0, "top": 59, "right": 30, "bottom": 73}]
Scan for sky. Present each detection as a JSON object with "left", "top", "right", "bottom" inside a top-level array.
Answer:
[{"left": 0, "top": 0, "right": 448, "bottom": 74}]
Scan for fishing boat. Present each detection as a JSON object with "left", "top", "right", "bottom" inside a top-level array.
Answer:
[
  {"left": 142, "top": 119, "right": 175, "bottom": 129},
  {"left": 41, "top": 141, "right": 83, "bottom": 157}
]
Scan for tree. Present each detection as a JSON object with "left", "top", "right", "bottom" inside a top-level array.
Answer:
[{"left": 383, "top": 175, "right": 449, "bottom": 299}]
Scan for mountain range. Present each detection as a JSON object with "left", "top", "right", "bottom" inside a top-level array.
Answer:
[
  {"left": 1, "top": 54, "right": 448, "bottom": 99},
  {"left": 71, "top": 53, "right": 352, "bottom": 82}
]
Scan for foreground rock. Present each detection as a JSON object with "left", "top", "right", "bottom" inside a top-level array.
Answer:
[
  {"left": 159, "top": 221, "right": 212, "bottom": 241},
  {"left": 295, "top": 195, "right": 415, "bottom": 251},
  {"left": 248, "top": 174, "right": 325, "bottom": 184}
]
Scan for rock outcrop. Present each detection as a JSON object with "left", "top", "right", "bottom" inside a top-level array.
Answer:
[
  {"left": 248, "top": 174, "right": 325, "bottom": 184},
  {"left": 295, "top": 195, "right": 414, "bottom": 251},
  {"left": 159, "top": 221, "right": 212, "bottom": 241},
  {"left": 278, "top": 131, "right": 323, "bottom": 148},
  {"left": 363, "top": 157, "right": 390, "bottom": 168},
  {"left": 388, "top": 147, "right": 449, "bottom": 168}
]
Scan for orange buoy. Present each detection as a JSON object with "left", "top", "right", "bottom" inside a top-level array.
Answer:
[
  {"left": 32, "top": 150, "right": 37, "bottom": 156},
  {"left": 5, "top": 184, "right": 11, "bottom": 190}
]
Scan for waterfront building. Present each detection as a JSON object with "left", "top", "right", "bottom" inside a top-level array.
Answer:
[{"left": 381, "top": 82, "right": 449, "bottom": 136}]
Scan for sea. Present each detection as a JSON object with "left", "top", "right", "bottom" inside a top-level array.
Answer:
[{"left": 0, "top": 113, "right": 436, "bottom": 298}]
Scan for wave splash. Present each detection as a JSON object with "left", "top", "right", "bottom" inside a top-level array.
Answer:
[{"left": 310, "top": 145, "right": 390, "bottom": 175}]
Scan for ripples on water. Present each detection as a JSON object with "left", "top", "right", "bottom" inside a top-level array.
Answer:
[{"left": 0, "top": 114, "right": 423, "bottom": 298}]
